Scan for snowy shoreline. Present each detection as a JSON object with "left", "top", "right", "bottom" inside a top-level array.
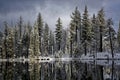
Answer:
[{"left": 80, "top": 52, "right": 120, "bottom": 60}]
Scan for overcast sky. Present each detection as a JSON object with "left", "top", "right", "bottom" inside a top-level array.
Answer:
[{"left": 0, "top": 0, "right": 120, "bottom": 31}]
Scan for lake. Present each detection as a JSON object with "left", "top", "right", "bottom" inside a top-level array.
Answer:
[{"left": 0, "top": 59, "right": 119, "bottom": 80}]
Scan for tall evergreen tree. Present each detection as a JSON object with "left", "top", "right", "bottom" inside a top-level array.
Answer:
[
  {"left": 49, "top": 31, "right": 55, "bottom": 55},
  {"left": 6, "top": 28, "right": 14, "bottom": 58},
  {"left": 55, "top": 18, "right": 63, "bottom": 51},
  {"left": 69, "top": 22, "right": 75, "bottom": 57},
  {"left": 91, "top": 14, "right": 99, "bottom": 54},
  {"left": 106, "top": 19, "right": 116, "bottom": 58},
  {"left": 14, "top": 25, "right": 19, "bottom": 58},
  {"left": 61, "top": 29, "right": 67, "bottom": 53},
  {"left": 3, "top": 22, "right": 9, "bottom": 58},
  {"left": 104, "top": 19, "right": 116, "bottom": 44},
  {"left": 117, "top": 21, "right": 120, "bottom": 48},
  {"left": 0, "top": 31, "right": 3, "bottom": 58},
  {"left": 3, "top": 23, "right": 14, "bottom": 59},
  {"left": 97, "top": 8, "right": 105, "bottom": 52},
  {"left": 29, "top": 22, "right": 40, "bottom": 59},
  {"left": 17, "top": 16, "right": 23, "bottom": 57},
  {"left": 22, "top": 23, "right": 31, "bottom": 58},
  {"left": 69, "top": 7, "right": 81, "bottom": 57},
  {"left": 43, "top": 23, "right": 49, "bottom": 56},
  {"left": 82, "top": 6, "right": 92, "bottom": 55},
  {"left": 18, "top": 16, "right": 23, "bottom": 39},
  {"left": 37, "top": 13, "right": 43, "bottom": 55},
  {"left": 91, "top": 14, "right": 96, "bottom": 40},
  {"left": 71, "top": 7, "right": 81, "bottom": 42}
]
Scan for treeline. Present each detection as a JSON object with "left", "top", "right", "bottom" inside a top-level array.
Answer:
[{"left": 0, "top": 6, "right": 120, "bottom": 59}]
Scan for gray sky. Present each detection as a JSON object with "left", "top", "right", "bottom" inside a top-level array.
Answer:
[{"left": 0, "top": 0, "right": 120, "bottom": 31}]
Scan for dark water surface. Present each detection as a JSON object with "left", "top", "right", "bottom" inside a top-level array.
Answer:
[{"left": 0, "top": 60, "right": 120, "bottom": 80}]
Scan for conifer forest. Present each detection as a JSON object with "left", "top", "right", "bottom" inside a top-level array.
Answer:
[{"left": 0, "top": 0, "right": 120, "bottom": 80}]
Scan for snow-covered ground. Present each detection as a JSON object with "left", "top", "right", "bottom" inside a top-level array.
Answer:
[
  {"left": 80, "top": 52, "right": 120, "bottom": 60},
  {"left": 81, "top": 59, "right": 120, "bottom": 66}
]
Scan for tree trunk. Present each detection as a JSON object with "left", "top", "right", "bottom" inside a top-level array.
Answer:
[
  {"left": 70, "top": 40, "right": 73, "bottom": 79},
  {"left": 99, "top": 27, "right": 103, "bottom": 52},
  {"left": 85, "top": 63, "right": 87, "bottom": 77},
  {"left": 100, "top": 66, "right": 103, "bottom": 80},
  {"left": 70, "top": 41, "right": 72, "bottom": 57},
  {"left": 99, "top": 26, "right": 104, "bottom": 80},
  {"left": 109, "top": 26, "right": 114, "bottom": 58},
  {"left": 70, "top": 61, "right": 73, "bottom": 80},
  {"left": 39, "top": 38, "right": 42, "bottom": 56},
  {"left": 75, "top": 26, "right": 77, "bottom": 43},
  {"left": 111, "top": 61, "right": 114, "bottom": 80},
  {"left": 58, "top": 43, "right": 60, "bottom": 51},
  {"left": 4, "top": 37, "right": 7, "bottom": 59},
  {"left": 84, "top": 41, "right": 87, "bottom": 55}
]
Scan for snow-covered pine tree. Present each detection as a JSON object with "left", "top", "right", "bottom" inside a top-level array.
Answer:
[
  {"left": 37, "top": 13, "right": 43, "bottom": 55},
  {"left": 49, "top": 30, "right": 55, "bottom": 55},
  {"left": 71, "top": 7, "right": 81, "bottom": 43},
  {"left": 91, "top": 14, "right": 99, "bottom": 55},
  {"left": 55, "top": 18, "right": 63, "bottom": 52},
  {"left": 69, "top": 7, "right": 81, "bottom": 57},
  {"left": 17, "top": 16, "right": 23, "bottom": 57},
  {"left": 3, "top": 22, "right": 9, "bottom": 58},
  {"left": 7, "top": 28, "right": 14, "bottom": 58},
  {"left": 64, "top": 28, "right": 70, "bottom": 56},
  {"left": 106, "top": 19, "right": 116, "bottom": 57},
  {"left": 0, "top": 31, "right": 3, "bottom": 58},
  {"left": 103, "top": 19, "right": 117, "bottom": 54},
  {"left": 29, "top": 22, "right": 40, "bottom": 59},
  {"left": 14, "top": 26, "right": 19, "bottom": 58},
  {"left": 69, "top": 20, "right": 75, "bottom": 57},
  {"left": 18, "top": 16, "right": 23, "bottom": 39},
  {"left": 29, "top": 28, "right": 34, "bottom": 58},
  {"left": 26, "top": 22, "right": 32, "bottom": 56},
  {"left": 22, "top": 23, "right": 31, "bottom": 58},
  {"left": 117, "top": 21, "right": 120, "bottom": 49},
  {"left": 43, "top": 23, "right": 49, "bottom": 56},
  {"left": 82, "top": 6, "right": 92, "bottom": 55},
  {"left": 61, "top": 29, "right": 67, "bottom": 53},
  {"left": 97, "top": 8, "right": 106, "bottom": 52}
]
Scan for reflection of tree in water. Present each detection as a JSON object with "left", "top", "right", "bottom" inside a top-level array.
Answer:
[
  {"left": 3, "top": 62, "right": 14, "bottom": 80},
  {"left": 1, "top": 62, "right": 30, "bottom": 80},
  {"left": 14, "top": 62, "right": 30, "bottom": 80},
  {"left": 54, "top": 61, "right": 66, "bottom": 80},
  {"left": 0, "top": 61, "right": 120, "bottom": 80},
  {"left": 75, "top": 62, "right": 93, "bottom": 80},
  {"left": 42, "top": 63, "right": 52, "bottom": 80},
  {"left": 40, "top": 63, "right": 49, "bottom": 80},
  {"left": 29, "top": 62, "right": 40, "bottom": 80}
]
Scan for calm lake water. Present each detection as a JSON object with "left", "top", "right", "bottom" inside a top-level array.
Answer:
[{"left": 0, "top": 60, "right": 119, "bottom": 80}]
